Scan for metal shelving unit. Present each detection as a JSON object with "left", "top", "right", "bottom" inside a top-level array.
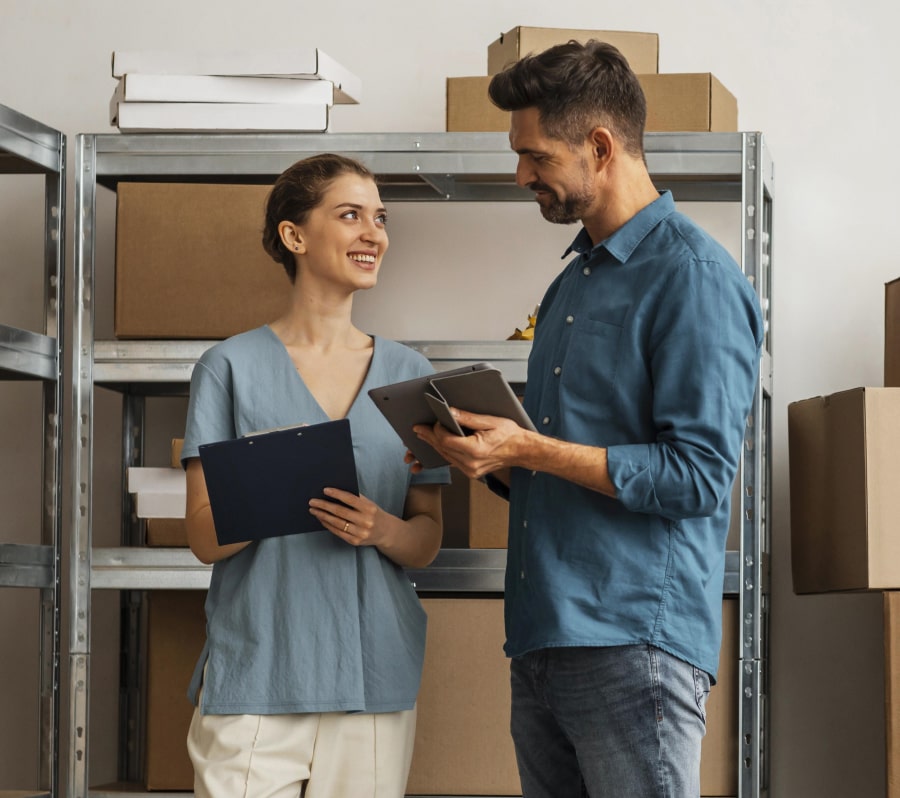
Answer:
[
  {"left": 0, "top": 104, "right": 66, "bottom": 798},
  {"left": 70, "top": 131, "right": 772, "bottom": 798}
]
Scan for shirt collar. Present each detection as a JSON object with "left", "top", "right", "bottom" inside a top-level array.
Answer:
[{"left": 561, "top": 190, "right": 676, "bottom": 263}]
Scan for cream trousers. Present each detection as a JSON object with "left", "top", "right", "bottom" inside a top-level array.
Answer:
[{"left": 187, "top": 704, "right": 417, "bottom": 798}]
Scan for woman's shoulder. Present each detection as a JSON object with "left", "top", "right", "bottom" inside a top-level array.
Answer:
[
  {"left": 198, "top": 326, "right": 274, "bottom": 367},
  {"left": 372, "top": 336, "right": 434, "bottom": 379}
]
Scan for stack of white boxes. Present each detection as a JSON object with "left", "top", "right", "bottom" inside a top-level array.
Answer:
[{"left": 109, "top": 47, "right": 362, "bottom": 132}]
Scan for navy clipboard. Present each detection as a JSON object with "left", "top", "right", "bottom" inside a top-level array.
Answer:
[{"left": 198, "top": 419, "right": 359, "bottom": 545}]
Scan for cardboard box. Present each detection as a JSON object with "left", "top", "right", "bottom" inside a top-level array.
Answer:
[
  {"left": 408, "top": 598, "right": 519, "bottom": 795},
  {"left": 115, "top": 183, "right": 290, "bottom": 339},
  {"left": 789, "top": 388, "right": 900, "bottom": 593},
  {"left": 468, "top": 476, "right": 509, "bottom": 548},
  {"left": 146, "top": 517, "right": 189, "bottom": 547},
  {"left": 886, "top": 592, "right": 900, "bottom": 798},
  {"left": 886, "top": 278, "right": 900, "bottom": 387},
  {"left": 142, "top": 594, "right": 735, "bottom": 794},
  {"left": 447, "top": 73, "right": 737, "bottom": 134},
  {"left": 408, "top": 597, "right": 737, "bottom": 796},
  {"left": 488, "top": 26, "right": 659, "bottom": 75},
  {"left": 703, "top": 599, "right": 739, "bottom": 796},
  {"left": 440, "top": 468, "right": 509, "bottom": 548},
  {"left": 172, "top": 438, "right": 185, "bottom": 468},
  {"left": 145, "top": 590, "right": 206, "bottom": 790},
  {"left": 640, "top": 73, "right": 737, "bottom": 133}
]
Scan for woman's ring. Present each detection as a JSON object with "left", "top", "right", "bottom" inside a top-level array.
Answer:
[{"left": 343, "top": 521, "right": 350, "bottom": 533}]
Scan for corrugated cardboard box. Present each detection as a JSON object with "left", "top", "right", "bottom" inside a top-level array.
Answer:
[
  {"left": 641, "top": 73, "right": 737, "bottom": 133},
  {"left": 447, "top": 73, "right": 737, "bottom": 134},
  {"left": 146, "top": 517, "right": 189, "bottom": 547},
  {"left": 115, "top": 183, "right": 290, "bottom": 339},
  {"left": 441, "top": 467, "right": 509, "bottom": 548},
  {"left": 145, "top": 590, "right": 206, "bottom": 790},
  {"left": 143, "top": 594, "right": 735, "bottom": 794},
  {"left": 488, "top": 26, "right": 659, "bottom": 75},
  {"left": 408, "top": 598, "right": 519, "bottom": 794},
  {"left": 886, "top": 278, "right": 900, "bottom": 387},
  {"left": 789, "top": 388, "right": 900, "bottom": 593},
  {"left": 408, "top": 597, "right": 738, "bottom": 796}
]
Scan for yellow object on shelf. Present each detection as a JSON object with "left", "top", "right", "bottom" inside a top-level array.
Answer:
[{"left": 507, "top": 306, "right": 538, "bottom": 340}]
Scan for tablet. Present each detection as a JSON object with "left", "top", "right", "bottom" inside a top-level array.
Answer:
[
  {"left": 368, "top": 363, "right": 535, "bottom": 469},
  {"left": 198, "top": 419, "right": 359, "bottom": 544}
]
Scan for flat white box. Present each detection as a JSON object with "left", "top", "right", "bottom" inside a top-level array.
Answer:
[
  {"left": 111, "top": 101, "right": 330, "bottom": 133},
  {"left": 111, "top": 73, "right": 336, "bottom": 106},
  {"left": 111, "top": 47, "right": 362, "bottom": 103}
]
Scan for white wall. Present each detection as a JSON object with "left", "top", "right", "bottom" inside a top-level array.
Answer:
[{"left": 2, "top": 1, "right": 898, "bottom": 795}]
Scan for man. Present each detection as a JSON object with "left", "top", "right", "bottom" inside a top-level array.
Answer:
[{"left": 414, "top": 40, "right": 763, "bottom": 798}]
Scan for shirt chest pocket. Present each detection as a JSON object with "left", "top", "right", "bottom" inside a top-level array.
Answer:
[{"left": 560, "top": 316, "right": 623, "bottom": 410}]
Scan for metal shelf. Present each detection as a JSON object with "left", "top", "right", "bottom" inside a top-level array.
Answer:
[
  {"left": 71, "top": 130, "right": 772, "bottom": 798},
  {"left": 87, "top": 546, "right": 744, "bottom": 595},
  {"left": 90, "top": 339, "right": 532, "bottom": 391},
  {"left": 0, "top": 325, "right": 58, "bottom": 381},
  {"left": 0, "top": 103, "right": 65, "bottom": 798},
  {"left": 81, "top": 130, "right": 759, "bottom": 203}
]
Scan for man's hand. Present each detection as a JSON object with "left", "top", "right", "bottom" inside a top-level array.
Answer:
[{"left": 413, "top": 407, "right": 529, "bottom": 479}]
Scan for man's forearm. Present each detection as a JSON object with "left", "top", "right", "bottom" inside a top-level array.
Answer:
[{"left": 515, "top": 432, "right": 616, "bottom": 498}]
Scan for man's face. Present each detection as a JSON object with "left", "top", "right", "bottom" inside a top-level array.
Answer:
[{"left": 509, "top": 107, "right": 596, "bottom": 225}]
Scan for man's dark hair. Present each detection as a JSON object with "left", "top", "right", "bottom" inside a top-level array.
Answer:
[{"left": 488, "top": 40, "right": 647, "bottom": 158}]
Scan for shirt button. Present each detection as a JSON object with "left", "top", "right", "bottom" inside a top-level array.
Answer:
[
  {"left": 565, "top": 315, "right": 574, "bottom": 324},
  {"left": 523, "top": 520, "right": 528, "bottom": 528},
  {"left": 583, "top": 266, "right": 591, "bottom": 276},
  {"left": 520, "top": 570, "right": 525, "bottom": 579},
  {"left": 531, "top": 470, "right": 537, "bottom": 477},
  {"left": 553, "top": 366, "right": 561, "bottom": 376},
  {"left": 542, "top": 416, "right": 550, "bottom": 425}
]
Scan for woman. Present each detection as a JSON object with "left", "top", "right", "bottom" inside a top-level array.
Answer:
[{"left": 181, "top": 153, "right": 449, "bottom": 797}]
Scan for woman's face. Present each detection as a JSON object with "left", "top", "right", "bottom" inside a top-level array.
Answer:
[{"left": 293, "top": 173, "right": 388, "bottom": 291}]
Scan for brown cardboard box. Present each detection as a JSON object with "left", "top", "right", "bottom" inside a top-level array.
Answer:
[
  {"left": 440, "top": 468, "right": 509, "bottom": 548},
  {"left": 145, "top": 590, "right": 206, "bottom": 790},
  {"left": 468, "top": 476, "right": 509, "bottom": 548},
  {"left": 885, "top": 592, "right": 900, "bottom": 798},
  {"left": 789, "top": 388, "right": 900, "bottom": 593},
  {"left": 446, "top": 76, "right": 509, "bottom": 133},
  {"left": 115, "top": 183, "right": 290, "bottom": 339},
  {"left": 488, "top": 26, "right": 659, "bottom": 75},
  {"left": 146, "top": 517, "right": 189, "bottom": 547},
  {"left": 408, "top": 597, "right": 738, "bottom": 796},
  {"left": 447, "top": 73, "right": 737, "bottom": 134},
  {"left": 886, "top": 278, "right": 900, "bottom": 387},
  {"left": 171, "top": 438, "right": 185, "bottom": 468},
  {"left": 703, "top": 598, "right": 739, "bottom": 796},
  {"left": 408, "top": 598, "right": 519, "bottom": 795},
  {"left": 640, "top": 73, "right": 738, "bottom": 133},
  {"left": 143, "top": 594, "right": 735, "bottom": 794}
]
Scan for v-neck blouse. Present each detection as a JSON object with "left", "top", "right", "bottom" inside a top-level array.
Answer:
[{"left": 181, "top": 326, "right": 450, "bottom": 715}]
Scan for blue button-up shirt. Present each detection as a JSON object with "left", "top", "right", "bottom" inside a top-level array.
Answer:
[{"left": 505, "top": 191, "right": 763, "bottom": 680}]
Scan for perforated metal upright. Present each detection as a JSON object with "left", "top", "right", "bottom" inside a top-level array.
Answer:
[
  {"left": 0, "top": 103, "right": 66, "bottom": 798},
  {"left": 70, "top": 131, "right": 771, "bottom": 798}
]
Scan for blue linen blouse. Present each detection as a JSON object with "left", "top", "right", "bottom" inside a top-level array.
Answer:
[
  {"left": 181, "top": 326, "right": 449, "bottom": 714},
  {"left": 506, "top": 191, "right": 764, "bottom": 680}
]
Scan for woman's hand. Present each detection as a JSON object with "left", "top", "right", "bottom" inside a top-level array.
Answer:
[
  {"left": 309, "top": 487, "right": 384, "bottom": 547},
  {"left": 309, "top": 484, "right": 442, "bottom": 568}
]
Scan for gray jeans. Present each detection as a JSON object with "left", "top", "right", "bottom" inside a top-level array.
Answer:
[{"left": 510, "top": 644, "right": 709, "bottom": 798}]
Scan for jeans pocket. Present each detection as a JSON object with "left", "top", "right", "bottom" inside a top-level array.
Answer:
[{"left": 692, "top": 666, "right": 711, "bottom": 724}]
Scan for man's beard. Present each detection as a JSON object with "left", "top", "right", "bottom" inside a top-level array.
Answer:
[
  {"left": 535, "top": 189, "right": 590, "bottom": 224},
  {"left": 529, "top": 167, "right": 595, "bottom": 225}
]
